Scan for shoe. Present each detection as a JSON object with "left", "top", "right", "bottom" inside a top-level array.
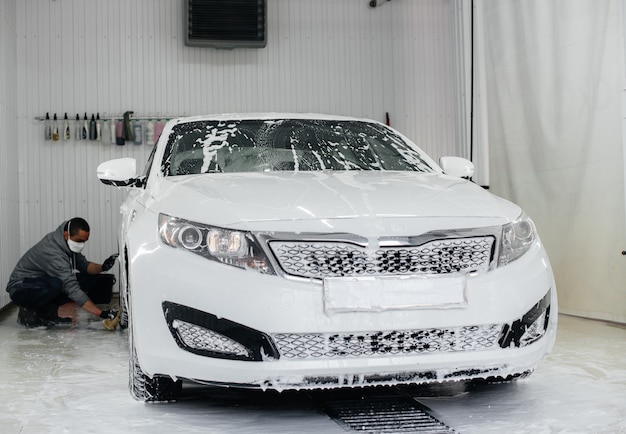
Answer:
[
  {"left": 17, "top": 307, "right": 49, "bottom": 328},
  {"left": 39, "top": 313, "right": 73, "bottom": 325},
  {"left": 38, "top": 305, "right": 72, "bottom": 325}
]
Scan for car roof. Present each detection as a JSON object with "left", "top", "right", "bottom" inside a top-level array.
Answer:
[{"left": 168, "top": 113, "right": 380, "bottom": 125}]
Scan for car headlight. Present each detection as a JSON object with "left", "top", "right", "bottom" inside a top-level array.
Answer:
[
  {"left": 498, "top": 213, "right": 537, "bottom": 267},
  {"left": 158, "top": 213, "right": 275, "bottom": 274}
]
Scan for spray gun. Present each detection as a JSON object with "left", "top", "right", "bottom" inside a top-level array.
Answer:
[{"left": 122, "top": 111, "right": 136, "bottom": 143}]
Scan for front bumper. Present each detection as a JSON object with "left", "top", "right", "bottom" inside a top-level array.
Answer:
[{"left": 129, "top": 233, "right": 557, "bottom": 390}]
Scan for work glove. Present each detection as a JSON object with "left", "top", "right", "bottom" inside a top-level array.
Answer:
[
  {"left": 101, "top": 254, "right": 119, "bottom": 272},
  {"left": 100, "top": 309, "right": 118, "bottom": 320},
  {"left": 103, "top": 309, "right": 121, "bottom": 331}
]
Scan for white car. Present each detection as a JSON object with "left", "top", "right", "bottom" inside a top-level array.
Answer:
[{"left": 97, "top": 113, "right": 557, "bottom": 402}]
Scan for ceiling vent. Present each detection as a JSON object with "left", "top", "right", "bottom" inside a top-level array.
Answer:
[{"left": 184, "top": 0, "right": 267, "bottom": 49}]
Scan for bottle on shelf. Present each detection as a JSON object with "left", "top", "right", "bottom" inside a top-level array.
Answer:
[
  {"left": 52, "top": 113, "right": 59, "bottom": 141},
  {"left": 110, "top": 118, "right": 117, "bottom": 145},
  {"left": 102, "top": 118, "right": 110, "bottom": 144},
  {"left": 133, "top": 119, "right": 143, "bottom": 145},
  {"left": 115, "top": 118, "right": 124, "bottom": 145},
  {"left": 63, "top": 113, "right": 71, "bottom": 140},
  {"left": 44, "top": 113, "right": 52, "bottom": 140},
  {"left": 89, "top": 114, "right": 97, "bottom": 140},
  {"left": 75, "top": 114, "right": 82, "bottom": 141},
  {"left": 145, "top": 119, "right": 155, "bottom": 146},
  {"left": 82, "top": 113, "right": 89, "bottom": 140},
  {"left": 96, "top": 113, "right": 102, "bottom": 141}
]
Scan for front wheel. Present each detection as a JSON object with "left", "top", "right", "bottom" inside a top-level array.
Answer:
[
  {"left": 118, "top": 289, "right": 129, "bottom": 329},
  {"left": 129, "top": 315, "right": 182, "bottom": 402},
  {"left": 119, "top": 247, "right": 130, "bottom": 329}
]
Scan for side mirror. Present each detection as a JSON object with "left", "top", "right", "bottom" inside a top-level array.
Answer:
[
  {"left": 439, "top": 156, "right": 474, "bottom": 179},
  {"left": 97, "top": 158, "right": 144, "bottom": 187}
]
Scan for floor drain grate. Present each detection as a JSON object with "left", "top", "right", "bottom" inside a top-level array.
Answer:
[{"left": 323, "top": 396, "right": 456, "bottom": 433}]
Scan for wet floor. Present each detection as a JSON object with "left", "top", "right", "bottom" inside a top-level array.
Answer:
[{"left": 0, "top": 301, "right": 624, "bottom": 434}]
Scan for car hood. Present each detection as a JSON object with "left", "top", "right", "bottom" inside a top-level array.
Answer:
[{"left": 149, "top": 172, "right": 520, "bottom": 233}]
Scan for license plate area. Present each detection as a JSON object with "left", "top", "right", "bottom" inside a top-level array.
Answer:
[{"left": 323, "top": 274, "right": 468, "bottom": 314}]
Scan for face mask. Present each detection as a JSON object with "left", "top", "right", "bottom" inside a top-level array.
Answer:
[
  {"left": 68, "top": 239, "right": 85, "bottom": 253},
  {"left": 66, "top": 220, "right": 86, "bottom": 253}
]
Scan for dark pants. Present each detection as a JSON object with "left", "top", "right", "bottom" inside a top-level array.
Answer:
[{"left": 10, "top": 277, "right": 71, "bottom": 317}]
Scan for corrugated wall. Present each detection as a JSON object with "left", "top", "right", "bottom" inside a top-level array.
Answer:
[
  {"left": 0, "top": 0, "right": 19, "bottom": 309},
  {"left": 6, "top": 0, "right": 468, "bottom": 306}
]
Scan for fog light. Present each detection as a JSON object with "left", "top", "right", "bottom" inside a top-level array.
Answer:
[
  {"left": 519, "top": 310, "right": 548, "bottom": 346},
  {"left": 498, "top": 290, "right": 551, "bottom": 348},
  {"left": 172, "top": 319, "right": 249, "bottom": 357}
]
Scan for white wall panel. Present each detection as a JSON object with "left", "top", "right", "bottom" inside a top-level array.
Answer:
[
  {"left": 10, "top": 0, "right": 467, "bottom": 302},
  {"left": 0, "top": 0, "right": 19, "bottom": 309},
  {"left": 484, "top": 1, "right": 626, "bottom": 323}
]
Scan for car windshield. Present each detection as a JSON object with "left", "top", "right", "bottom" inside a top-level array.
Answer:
[{"left": 161, "top": 119, "right": 435, "bottom": 176}]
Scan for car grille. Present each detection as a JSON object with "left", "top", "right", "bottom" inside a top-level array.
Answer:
[
  {"left": 272, "top": 324, "right": 502, "bottom": 360},
  {"left": 268, "top": 236, "right": 495, "bottom": 279}
]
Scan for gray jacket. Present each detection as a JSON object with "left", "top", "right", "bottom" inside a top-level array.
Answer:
[{"left": 6, "top": 222, "right": 91, "bottom": 307}]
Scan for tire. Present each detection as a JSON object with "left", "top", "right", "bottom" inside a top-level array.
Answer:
[
  {"left": 128, "top": 312, "right": 182, "bottom": 402},
  {"left": 119, "top": 289, "right": 129, "bottom": 329},
  {"left": 119, "top": 248, "right": 130, "bottom": 329}
]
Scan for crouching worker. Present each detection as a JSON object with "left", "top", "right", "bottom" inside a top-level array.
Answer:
[{"left": 6, "top": 217, "right": 118, "bottom": 328}]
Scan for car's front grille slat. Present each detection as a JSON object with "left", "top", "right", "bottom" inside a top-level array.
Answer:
[
  {"left": 273, "top": 324, "right": 502, "bottom": 360},
  {"left": 269, "top": 236, "right": 494, "bottom": 279}
]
